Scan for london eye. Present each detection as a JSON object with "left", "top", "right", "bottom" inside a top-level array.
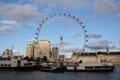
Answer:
[{"left": 35, "top": 13, "right": 88, "bottom": 57}]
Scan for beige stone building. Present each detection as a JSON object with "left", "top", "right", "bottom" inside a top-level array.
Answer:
[
  {"left": 52, "top": 47, "right": 59, "bottom": 61},
  {"left": 33, "top": 40, "right": 51, "bottom": 59},
  {"left": 2, "top": 49, "right": 10, "bottom": 58},
  {"left": 26, "top": 44, "right": 34, "bottom": 58},
  {"left": 39, "top": 40, "right": 51, "bottom": 58},
  {"left": 26, "top": 40, "right": 51, "bottom": 59},
  {"left": 71, "top": 52, "right": 120, "bottom": 65}
]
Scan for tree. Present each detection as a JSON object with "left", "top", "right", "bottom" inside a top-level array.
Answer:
[
  {"left": 36, "top": 57, "right": 41, "bottom": 63},
  {"left": 29, "top": 57, "right": 35, "bottom": 62},
  {"left": 42, "top": 56, "right": 48, "bottom": 63},
  {"left": 24, "top": 56, "right": 29, "bottom": 60},
  {"left": 49, "top": 51, "right": 52, "bottom": 58}
]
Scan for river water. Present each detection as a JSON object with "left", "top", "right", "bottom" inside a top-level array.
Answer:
[{"left": 0, "top": 66, "right": 120, "bottom": 80}]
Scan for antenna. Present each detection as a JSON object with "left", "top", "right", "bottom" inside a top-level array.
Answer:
[
  {"left": 59, "top": 36, "right": 64, "bottom": 55},
  {"left": 11, "top": 45, "right": 14, "bottom": 57}
]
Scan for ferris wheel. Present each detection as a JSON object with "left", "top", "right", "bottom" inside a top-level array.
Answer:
[{"left": 35, "top": 13, "right": 88, "bottom": 55}]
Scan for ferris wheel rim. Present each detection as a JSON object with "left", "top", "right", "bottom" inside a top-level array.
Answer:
[{"left": 35, "top": 13, "right": 88, "bottom": 53}]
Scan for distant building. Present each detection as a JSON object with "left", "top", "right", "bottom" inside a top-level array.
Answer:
[
  {"left": 2, "top": 49, "right": 10, "bottom": 58},
  {"left": 71, "top": 52, "right": 120, "bottom": 65},
  {"left": 26, "top": 40, "right": 51, "bottom": 59},
  {"left": 26, "top": 44, "right": 34, "bottom": 58},
  {"left": 58, "top": 55, "right": 66, "bottom": 62},
  {"left": 38, "top": 40, "right": 51, "bottom": 58},
  {"left": 52, "top": 47, "right": 59, "bottom": 61}
]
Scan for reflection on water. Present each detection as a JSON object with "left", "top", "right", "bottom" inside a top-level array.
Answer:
[{"left": 0, "top": 66, "right": 120, "bottom": 80}]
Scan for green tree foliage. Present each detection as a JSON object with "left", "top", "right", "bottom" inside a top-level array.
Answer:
[
  {"left": 24, "top": 56, "right": 29, "bottom": 60},
  {"left": 42, "top": 56, "right": 48, "bottom": 63},
  {"left": 36, "top": 57, "right": 41, "bottom": 63},
  {"left": 29, "top": 57, "right": 35, "bottom": 62}
]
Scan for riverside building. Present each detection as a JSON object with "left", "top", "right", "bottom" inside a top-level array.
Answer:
[
  {"left": 71, "top": 52, "right": 120, "bottom": 65},
  {"left": 26, "top": 40, "right": 51, "bottom": 59},
  {"left": 52, "top": 47, "right": 59, "bottom": 61},
  {"left": 2, "top": 49, "right": 11, "bottom": 58},
  {"left": 26, "top": 44, "right": 34, "bottom": 58}
]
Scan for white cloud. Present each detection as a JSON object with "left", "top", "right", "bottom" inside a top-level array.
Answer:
[
  {"left": 0, "top": 26, "right": 13, "bottom": 32},
  {"left": 29, "top": 0, "right": 120, "bottom": 15},
  {"left": 88, "top": 33, "right": 102, "bottom": 38},
  {"left": 63, "top": 48, "right": 82, "bottom": 52},
  {"left": 0, "top": 3, "right": 45, "bottom": 21},
  {"left": 94, "top": 0, "right": 120, "bottom": 15},
  {"left": 112, "top": 47, "right": 120, "bottom": 52},
  {"left": 0, "top": 20, "right": 18, "bottom": 25},
  {"left": 87, "top": 40, "right": 120, "bottom": 51},
  {"left": 52, "top": 41, "right": 73, "bottom": 47},
  {"left": 0, "top": 2, "right": 46, "bottom": 33},
  {"left": 30, "top": 0, "right": 91, "bottom": 9},
  {"left": 87, "top": 40, "right": 112, "bottom": 50}
]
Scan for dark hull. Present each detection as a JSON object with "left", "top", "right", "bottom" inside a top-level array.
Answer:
[
  {"left": 0, "top": 66, "right": 34, "bottom": 71},
  {"left": 40, "top": 67, "right": 65, "bottom": 72}
]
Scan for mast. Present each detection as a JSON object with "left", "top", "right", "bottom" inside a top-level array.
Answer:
[
  {"left": 11, "top": 45, "right": 14, "bottom": 57},
  {"left": 60, "top": 36, "right": 64, "bottom": 55}
]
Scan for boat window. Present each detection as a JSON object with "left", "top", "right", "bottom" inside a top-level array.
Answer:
[
  {"left": 1, "top": 64, "right": 3, "bottom": 66},
  {"left": 103, "top": 66, "right": 110, "bottom": 68},
  {"left": 94, "top": 66, "right": 102, "bottom": 68},
  {"left": 8, "top": 64, "right": 11, "bottom": 67},
  {"left": 5, "top": 64, "right": 7, "bottom": 66},
  {"left": 85, "top": 66, "right": 93, "bottom": 69}
]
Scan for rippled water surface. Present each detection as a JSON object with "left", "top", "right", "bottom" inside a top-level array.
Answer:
[{"left": 0, "top": 66, "right": 120, "bottom": 80}]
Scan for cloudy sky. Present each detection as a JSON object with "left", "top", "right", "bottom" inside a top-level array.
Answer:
[{"left": 0, "top": 0, "right": 120, "bottom": 57}]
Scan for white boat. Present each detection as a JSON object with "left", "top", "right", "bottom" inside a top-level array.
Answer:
[
  {"left": 0, "top": 57, "right": 35, "bottom": 71},
  {"left": 66, "top": 62, "right": 115, "bottom": 72}
]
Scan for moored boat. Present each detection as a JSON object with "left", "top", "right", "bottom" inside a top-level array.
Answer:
[
  {"left": 0, "top": 57, "right": 35, "bottom": 71},
  {"left": 66, "top": 62, "right": 115, "bottom": 72},
  {"left": 39, "top": 63, "right": 65, "bottom": 72}
]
